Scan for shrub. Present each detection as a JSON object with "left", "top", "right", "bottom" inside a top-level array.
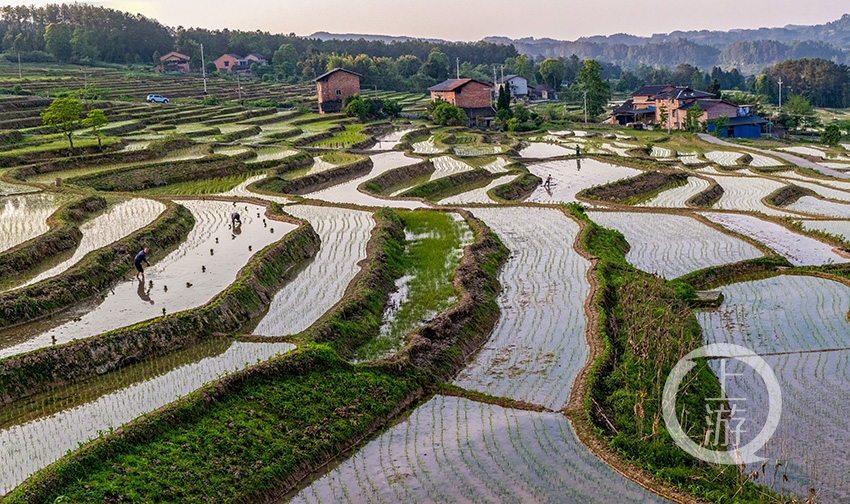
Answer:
[{"left": 432, "top": 102, "right": 467, "bottom": 126}]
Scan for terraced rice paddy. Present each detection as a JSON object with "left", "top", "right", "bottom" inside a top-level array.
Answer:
[
  {"left": 453, "top": 144, "right": 503, "bottom": 157},
  {"left": 214, "top": 174, "right": 291, "bottom": 204},
  {"left": 786, "top": 196, "right": 850, "bottom": 218},
  {"left": 428, "top": 156, "right": 474, "bottom": 181},
  {"left": 291, "top": 395, "right": 668, "bottom": 504},
  {"left": 438, "top": 175, "right": 519, "bottom": 204},
  {"left": 650, "top": 146, "right": 673, "bottom": 158},
  {"left": 640, "top": 176, "right": 710, "bottom": 208},
  {"left": 246, "top": 147, "right": 298, "bottom": 164},
  {"left": 779, "top": 146, "right": 827, "bottom": 158},
  {"left": 783, "top": 180, "right": 850, "bottom": 201},
  {"left": 587, "top": 211, "right": 763, "bottom": 278},
  {"left": 0, "top": 200, "right": 292, "bottom": 358},
  {"left": 818, "top": 162, "right": 850, "bottom": 170},
  {"left": 412, "top": 136, "right": 444, "bottom": 154},
  {"left": 481, "top": 157, "right": 511, "bottom": 173},
  {"left": 519, "top": 142, "right": 574, "bottom": 158},
  {"left": 454, "top": 207, "right": 590, "bottom": 409},
  {"left": 15, "top": 198, "right": 166, "bottom": 289},
  {"left": 600, "top": 143, "right": 630, "bottom": 157},
  {"left": 696, "top": 275, "right": 850, "bottom": 502},
  {"left": 800, "top": 219, "right": 850, "bottom": 240},
  {"left": 252, "top": 205, "right": 374, "bottom": 337},
  {"left": 705, "top": 151, "right": 743, "bottom": 166},
  {"left": 526, "top": 158, "right": 641, "bottom": 204},
  {"left": 303, "top": 152, "right": 427, "bottom": 209},
  {"left": 748, "top": 153, "right": 784, "bottom": 167},
  {"left": 355, "top": 211, "right": 472, "bottom": 361},
  {"left": 214, "top": 145, "right": 251, "bottom": 157},
  {"left": 708, "top": 175, "right": 790, "bottom": 216},
  {"left": 0, "top": 179, "right": 36, "bottom": 196},
  {"left": 677, "top": 151, "right": 702, "bottom": 165},
  {"left": 701, "top": 212, "right": 850, "bottom": 266},
  {"left": 369, "top": 129, "right": 414, "bottom": 150},
  {"left": 0, "top": 340, "right": 294, "bottom": 495},
  {"left": 0, "top": 192, "right": 63, "bottom": 253}
]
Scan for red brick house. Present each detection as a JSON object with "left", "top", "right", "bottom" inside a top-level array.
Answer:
[
  {"left": 246, "top": 53, "right": 268, "bottom": 66},
  {"left": 158, "top": 51, "right": 190, "bottom": 74},
  {"left": 314, "top": 68, "right": 362, "bottom": 114},
  {"left": 427, "top": 78, "right": 496, "bottom": 125},
  {"left": 214, "top": 54, "right": 249, "bottom": 74}
]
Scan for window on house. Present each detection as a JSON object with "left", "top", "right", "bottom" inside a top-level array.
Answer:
[
  {"left": 336, "top": 89, "right": 341, "bottom": 96},
  {"left": 224, "top": 61, "right": 229, "bottom": 67}
]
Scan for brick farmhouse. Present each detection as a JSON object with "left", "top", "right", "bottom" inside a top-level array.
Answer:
[
  {"left": 427, "top": 78, "right": 496, "bottom": 126},
  {"left": 314, "top": 68, "right": 362, "bottom": 114},
  {"left": 611, "top": 85, "right": 743, "bottom": 130}
]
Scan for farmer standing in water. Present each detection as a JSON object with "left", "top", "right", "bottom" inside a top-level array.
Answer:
[
  {"left": 134, "top": 247, "right": 150, "bottom": 281},
  {"left": 544, "top": 174, "right": 552, "bottom": 188},
  {"left": 231, "top": 211, "right": 241, "bottom": 227}
]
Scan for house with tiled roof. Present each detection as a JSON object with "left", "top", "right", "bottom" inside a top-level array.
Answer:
[
  {"left": 214, "top": 54, "right": 249, "bottom": 74},
  {"left": 158, "top": 51, "right": 190, "bottom": 74},
  {"left": 611, "top": 85, "right": 738, "bottom": 130},
  {"left": 495, "top": 74, "right": 528, "bottom": 98},
  {"left": 314, "top": 68, "right": 362, "bottom": 114},
  {"left": 427, "top": 78, "right": 496, "bottom": 126}
]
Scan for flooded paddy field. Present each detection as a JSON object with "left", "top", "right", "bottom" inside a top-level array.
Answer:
[
  {"left": 525, "top": 158, "right": 640, "bottom": 204},
  {"left": 0, "top": 192, "right": 64, "bottom": 253},
  {"left": 707, "top": 174, "right": 790, "bottom": 216},
  {"left": 0, "top": 200, "right": 292, "bottom": 358},
  {"left": 639, "top": 176, "right": 710, "bottom": 208},
  {"left": 438, "top": 174, "right": 519, "bottom": 205},
  {"left": 587, "top": 211, "right": 763, "bottom": 278}
]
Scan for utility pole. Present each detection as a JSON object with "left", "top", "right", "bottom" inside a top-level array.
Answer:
[
  {"left": 493, "top": 66, "right": 498, "bottom": 101},
  {"left": 667, "top": 97, "right": 672, "bottom": 135},
  {"left": 778, "top": 77, "right": 783, "bottom": 108},
  {"left": 200, "top": 43, "right": 207, "bottom": 94},
  {"left": 17, "top": 52, "right": 21, "bottom": 79},
  {"left": 583, "top": 90, "right": 588, "bottom": 124},
  {"left": 236, "top": 71, "right": 242, "bottom": 103},
  {"left": 456, "top": 57, "right": 460, "bottom": 79}
]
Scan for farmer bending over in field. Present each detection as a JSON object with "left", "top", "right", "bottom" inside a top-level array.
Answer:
[
  {"left": 231, "top": 211, "right": 241, "bottom": 228},
  {"left": 134, "top": 247, "right": 150, "bottom": 281}
]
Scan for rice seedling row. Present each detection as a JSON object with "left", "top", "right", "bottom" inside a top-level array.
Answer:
[
  {"left": 781, "top": 180, "right": 850, "bottom": 202},
  {"left": 748, "top": 153, "right": 784, "bottom": 167},
  {"left": 707, "top": 174, "right": 791, "bottom": 216},
  {"left": 214, "top": 174, "right": 291, "bottom": 204},
  {"left": 480, "top": 157, "right": 511, "bottom": 174},
  {"left": 453, "top": 145, "right": 504, "bottom": 157},
  {"left": 291, "top": 395, "right": 667, "bottom": 503},
  {"left": 439, "top": 175, "right": 520, "bottom": 205},
  {"left": 599, "top": 143, "right": 631, "bottom": 157},
  {"left": 13, "top": 198, "right": 165, "bottom": 290},
  {"left": 772, "top": 170, "right": 850, "bottom": 191},
  {"left": 0, "top": 193, "right": 64, "bottom": 254},
  {"left": 525, "top": 158, "right": 641, "bottom": 204},
  {"left": 639, "top": 176, "right": 710, "bottom": 207},
  {"left": 650, "top": 146, "right": 673, "bottom": 158},
  {"left": 786, "top": 196, "right": 850, "bottom": 218},
  {"left": 453, "top": 207, "right": 591, "bottom": 409},
  {"left": 586, "top": 211, "right": 763, "bottom": 279},
  {"left": 0, "top": 340, "right": 294, "bottom": 495},
  {"left": 701, "top": 212, "right": 850, "bottom": 266},
  {"left": 778, "top": 146, "right": 828, "bottom": 158},
  {"left": 368, "top": 129, "right": 415, "bottom": 151},
  {"left": 304, "top": 152, "right": 427, "bottom": 209},
  {"left": 428, "top": 156, "right": 474, "bottom": 182},
  {"left": 0, "top": 200, "right": 292, "bottom": 358},
  {"left": 252, "top": 205, "right": 374, "bottom": 337},
  {"left": 696, "top": 275, "right": 850, "bottom": 354},
  {"left": 705, "top": 151, "right": 743, "bottom": 166},
  {"left": 818, "top": 162, "right": 850, "bottom": 170}
]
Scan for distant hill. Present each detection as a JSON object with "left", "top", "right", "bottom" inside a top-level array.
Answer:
[
  {"left": 484, "top": 14, "right": 850, "bottom": 73},
  {"left": 309, "top": 32, "right": 445, "bottom": 44}
]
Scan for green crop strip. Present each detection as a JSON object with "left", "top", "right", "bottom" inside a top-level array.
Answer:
[
  {"left": 567, "top": 202, "right": 785, "bottom": 503},
  {"left": 353, "top": 210, "right": 469, "bottom": 361},
  {"left": 138, "top": 172, "right": 264, "bottom": 196}
]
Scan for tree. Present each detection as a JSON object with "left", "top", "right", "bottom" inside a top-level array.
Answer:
[
  {"left": 539, "top": 58, "right": 566, "bottom": 91},
  {"left": 779, "top": 94, "right": 820, "bottom": 132},
  {"left": 574, "top": 59, "right": 611, "bottom": 120},
  {"left": 432, "top": 102, "right": 467, "bottom": 126},
  {"left": 706, "top": 79, "right": 721, "bottom": 98},
  {"left": 383, "top": 99, "right": 403, "bottom": 118},
  {"left": 70, "top": 28, "right": 99, "bottom": 62},
  {"left": 205, "top": 61, "right": 217, "bottom": 75},
  {"left": 822, "top": 124, "right": 842, "bottom": 146},
  {"left": 658, "top": 103, "right": 669, "bottom": 128},
  {"left": 83, "top": 109, "right": 108, "bottom": 150},
  {"left": 497, "top": 84, "right": 510, "bottom": 111},
  {"left": 42, "top": 98, "right": 83, "bottom": 154},
  {"left": 685, "top": 102, "right": 703, "bottom": 132},
  {"left": 272, "top": 43, "right": 298, "bottom": 76},
  {"left": 43, "top": 23, "right": 72, "bottom": 62},
  {"left": 344, "top": 95, "right": 378, "bottom": 121},
  {"left": 710, "top": 115, "right": 729, "bottom": 137},
  {"left": 422, "top": 49, "right": 450, "bottom": 80}
]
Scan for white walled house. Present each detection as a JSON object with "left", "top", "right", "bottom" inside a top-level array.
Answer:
[{"left": 494, "top": 74, "right": 528, "bottom": 98}]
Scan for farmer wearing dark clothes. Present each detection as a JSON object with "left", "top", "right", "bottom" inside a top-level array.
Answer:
[
  {"left": 231, "top": 211, "right": 241, "bottom": 227},
  {"left": 134, "top": 247, "right": 150, "bottom": 281},
  {"left": 575, "top": 145, "right": 581, "bottom": 157},
  {"left": 544, "top": 174, "right": 552, "bottom": 188}
]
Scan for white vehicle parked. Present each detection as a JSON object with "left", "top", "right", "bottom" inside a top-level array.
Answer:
[{"left": 146, "top": 94, "right": 169, "bottom": 103}]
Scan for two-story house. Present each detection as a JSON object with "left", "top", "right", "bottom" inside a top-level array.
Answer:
[{"left": 427, "top": 78, "right": 496, "bottom": 126}]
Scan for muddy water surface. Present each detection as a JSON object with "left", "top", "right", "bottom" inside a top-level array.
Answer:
[
  {"left": 0, "top": 193, "right": 64, "bottom": 253},
  {"left": 525, "top": 158, "right": 640, "bottom": 204}
]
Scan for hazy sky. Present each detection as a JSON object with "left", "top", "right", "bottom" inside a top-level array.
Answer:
[{"left": 15, "top": 1, "right": 850, "bottom": 41}]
